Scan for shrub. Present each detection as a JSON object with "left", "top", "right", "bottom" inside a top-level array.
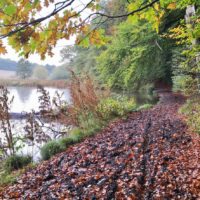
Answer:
[
  {"left": 57, "top": 74, "right": 137, "bottom": 146},
  {"left": 77, "top": 113, "right": 102, "bottom": 135},
  {"left": 59, "top": 137, "right": 75, "bottom": 148},
  {"left": 0, "top": 161, "right": 35, "bottom": 187},
  {"left": 97, "top": 97, "right": 136, "bottom": 120},
  {"left": 40, "top": 141, "right": 65, "bottom": 160},
  {"left": 4, "top": 155, "right": 32, "bottom": 172},
  {"left": 179, "top": 98, "right": 200, "bottom": 134},
  {"left": 172, "top": 75, "right": 187, "bottom": 92},
  {"left": 138, "top": 83, "right": 154, "bottom": 95},
  {"left": 65, "top": 73, "right": 103, "bottom": 126},
  {"left": 68, "top": 128, "right": 84, "bottom": 142}
]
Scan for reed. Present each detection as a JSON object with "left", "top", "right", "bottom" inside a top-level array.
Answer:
[
  {"left": 62, "top": 72, "right": 108, "bottom": 128},
  {"left": 0, "top": 79, "right": 69, "bottom": 88}
]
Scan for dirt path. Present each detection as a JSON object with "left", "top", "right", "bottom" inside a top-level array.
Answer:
[{"left": 1, "top": 92, "right": 200, "bottom": 199}]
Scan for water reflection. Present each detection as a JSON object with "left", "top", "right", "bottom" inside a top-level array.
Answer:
[
  {"left": 15, "top": 86, "right": 32, "bottom": 102},
  {"left": 8, "top": 86, "right": 71, "bottom": 113},
  {"left": 0, "top": 87, "right": 72, "bottom": 161},
  {"left": 10, "top": 119, "right": 71, "bottom": 161}
]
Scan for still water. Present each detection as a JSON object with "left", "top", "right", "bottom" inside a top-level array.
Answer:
[
  {"left": 1, "top": 87, "right": 72, "bottom": 161},
  {"left": 1, "top": 87, "right": 157, "bottom": 161},
  {"left": 8, "top": 86, "right": 71, "bottom": 113}
]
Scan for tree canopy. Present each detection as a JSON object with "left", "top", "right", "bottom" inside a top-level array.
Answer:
[
  {"left": 33, "top": 65, "right": 48, "bottom": 79},
  {"left": 97, "top": 20, "right": 174, "bottom": 90},
  {"left": 16, "top": 58, "right": 32, "bottom": 79},
  {"left": 0, "top": 0, "right": 199, "bottom": 94},
  {"left": 0, "top": 0, "right": 198, "bottom": 58}
]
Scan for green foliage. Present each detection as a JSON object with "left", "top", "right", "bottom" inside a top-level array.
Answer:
[
  {"left": 41, "top": 124, "right": 101, "bottom": 161},
  {"left": 138, "top": 83, "right": 155, "bottom": 95},
  {"left": 0, "top": 161, "right": 35, "bottom": 187},
  {"left": 168, "top": 5, "right": 200, "bottom": 96},
  {"left": 68, "top": 128, "right": 85, "bottom": 143},
  {"left": 97, "top": 97, "right": 136, "bottom": 120},
  {"left": 0, "top": 0, "right": 198, "bottom": 60},
  {"left": 58, "top": 137, "right": 75, "bottom": 148},
  {"left": 4, "top": 155, "right": 32, "bottom": 172},
  {"left": 77, "top": 113, "right": 102, "bottom": 136},
  {"left": 172, "top": 75, "right": 188, "bottom": 92},
  {"left": 97, "top": 20, "right": 173, "bottom": 91},
  {"left": 0, "top": 170, "right": 19, "bottom": 186},
  {"left": 33, "top": 65, "right": 48, "bottom": 80},
  {"left": 41, "top": 129, "right": 88, "bottom": 161},
  {"left": 95, "top": 0, "right": 128, "bottom": 35},
  {"left": 61, "top": 46, "right": 101, "bottom": 76},
  {"left": 179, "top": 97, "right": 200, "bottom": 134},
  {"left": 50, "top": 66, "right": 69, "bottom": 80},
  {"left": 40, "top": 141, "right": 65, "bottom": 160}
]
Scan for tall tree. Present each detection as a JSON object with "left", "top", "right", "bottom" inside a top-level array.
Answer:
[
  {"left": 50, "top": 66, "right": 69, "bottom": 80},
  {"left": 97, "top": 20, "right": 174, "bottom": 90},
  {"left": 33, "top": 65, "right": 48, "bottom": 80},
  {"left": 16, "top": 59, "right": 32, "bottom": 79}
]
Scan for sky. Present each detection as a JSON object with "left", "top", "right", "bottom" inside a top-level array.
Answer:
[
  {"left": 0, "top": 0, "right": 92, "bottom": 66},
  {"left": 1, "top": 38, "right": 75, "bottom": 66}
]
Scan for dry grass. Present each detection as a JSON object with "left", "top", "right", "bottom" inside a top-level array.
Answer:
[
  {"left": 0, "top": 79, "right": 69, "bottom": 88},
  {"left": 63, "top": 72, "right": 109, "bottom": 126}
]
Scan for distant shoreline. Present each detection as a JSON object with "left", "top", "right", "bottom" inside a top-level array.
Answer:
[{"left": 0, "top": 79, "right": 69, "bottom": 88}]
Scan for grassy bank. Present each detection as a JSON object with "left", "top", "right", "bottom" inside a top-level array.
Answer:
[
  {"left": 0, "top": 79, "right": 69, "bottom": 88},
  {"left": 0, "top": 161, "right": 35, "bottom": 191},
  {"left": 179, "top": 96, "right": 200, "bottom": 134}
]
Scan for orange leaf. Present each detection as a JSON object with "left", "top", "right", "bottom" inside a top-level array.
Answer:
[
  {"left": 167, "top": 3, "right": 176, "bottom": 10},
  {"left": 0, "top": 41, "right": 7, "bottom": 54}
]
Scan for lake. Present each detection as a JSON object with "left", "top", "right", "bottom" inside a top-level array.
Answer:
[
  {"left": 8, "top": 86, "right": 71, "bottom": 113},
  {"left": 0, "top": 86, "right": 72, "bottom": 161},
  {"left": 0, "top": 86, "right": 157, "bottom": 161}
]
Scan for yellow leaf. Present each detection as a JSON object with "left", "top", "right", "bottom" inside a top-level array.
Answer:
[
  {"left": 154, "top": 3, "right": 160, "bottom": 11},
  {"left": 167, "top": 3, "right": 176, "bottom": 10}
]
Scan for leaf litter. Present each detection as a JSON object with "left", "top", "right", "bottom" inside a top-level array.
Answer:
[{"left": 1, "top": 92, "right": 200, "bottom": 199}]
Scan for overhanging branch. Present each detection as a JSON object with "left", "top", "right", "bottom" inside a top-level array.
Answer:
[{"left": 0, "top": 0, "right": 159, "bottom": 39}]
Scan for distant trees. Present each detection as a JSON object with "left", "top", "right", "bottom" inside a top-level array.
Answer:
[
  {"left": 16, "top": 59, "right": 32, "bottom": 79},
  {"left": 60, "top": 46, "right": 100, "bottom": 76},
  {"left": 33, "top": 65, "right": 48, "bottom": 80},
  {"left": 50, "top": 66, "right": 69, "bottom": 80}
]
